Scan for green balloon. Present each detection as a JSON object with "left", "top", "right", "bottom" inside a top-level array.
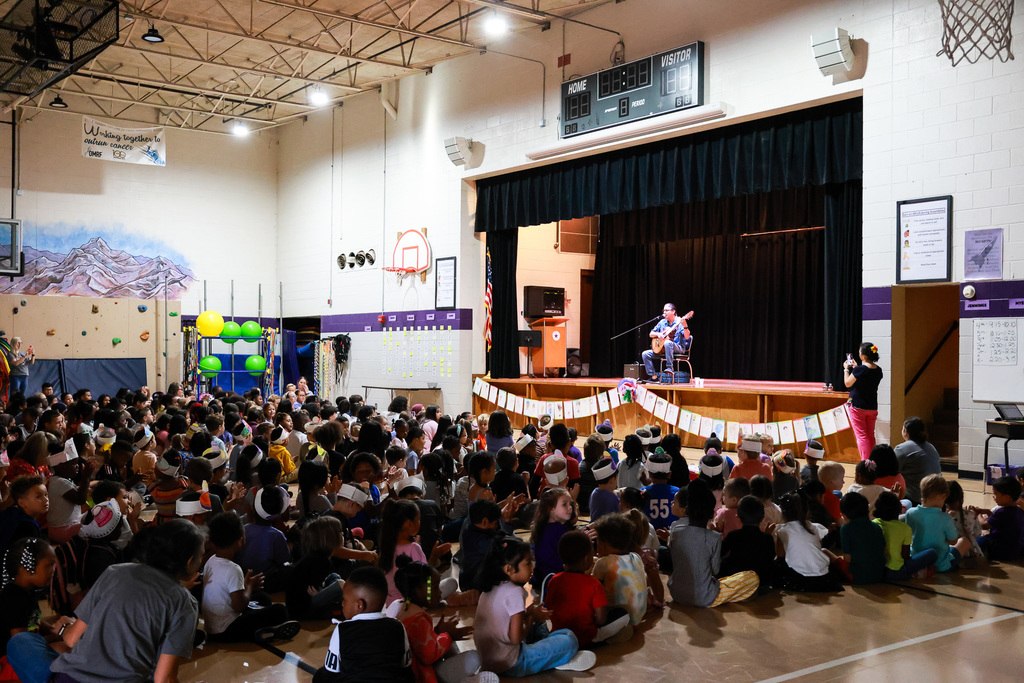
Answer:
[
  {"left": 244, "top": 354, "right": 267, "bottom": 376},
  {"left": 199, "top": 355, "right": 222, "bottom": 377},
  {"left": 240, "top": 320, "right": 262, "bottom": 342},
  {"left": 220, "top": 321, "right": 241, "bottom": 343}
]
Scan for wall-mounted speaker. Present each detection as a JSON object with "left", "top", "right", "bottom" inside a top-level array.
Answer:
[
  {"left": 337, "top": 248, "right": 377, "bottom": 270},
  {"left": 444, "top": 136, "right": 475, "bottom": 166},
  {"left": 812, "top": 28, "right": 854, "bottom": 77}
]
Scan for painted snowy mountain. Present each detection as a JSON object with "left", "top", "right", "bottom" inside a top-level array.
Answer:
[{"left": 0, "top": 237, "right": 195, "bottom": 298}]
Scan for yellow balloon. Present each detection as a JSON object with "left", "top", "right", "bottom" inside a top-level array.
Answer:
[{"left": 196, "top": 310, "right": 224, "bottom": 338}]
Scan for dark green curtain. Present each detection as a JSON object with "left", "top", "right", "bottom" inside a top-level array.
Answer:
[
  {"left": 824, "top": 181, "right": 863, "bottom": 386},
  {"left": 486, "top": 230, "right": 520, "bottom": 378},
  {"left": 475, "top": 99, "right": 861, "bottom": 233},
  {"left": 590, "top": 187, "right": 827, "bottom": 381}
]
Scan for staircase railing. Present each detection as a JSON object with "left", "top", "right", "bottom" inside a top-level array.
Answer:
[{"left": 905, "top": 321, "right": 959, "bottom": 395}]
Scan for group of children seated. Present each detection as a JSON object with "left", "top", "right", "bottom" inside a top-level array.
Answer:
[{"left": 2, "top": 383, "right": 1023, "bottom": 683}]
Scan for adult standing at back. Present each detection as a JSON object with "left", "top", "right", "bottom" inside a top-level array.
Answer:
[
  {"left": 894, "top": 417, "right": 942, "bottom": 506},
  {"left": 420, "top": 405, "right": 440, "bottom": 456},
  {"left": 844, "top": 342, "right": 883, "bottom": 461},
  {"left": 6, "top": 337, "right": 35, "bottom": 397}
]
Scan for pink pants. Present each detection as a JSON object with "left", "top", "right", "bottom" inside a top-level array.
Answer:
[{"left": 848, "top": 404, "right": 877, "bottom": 461}]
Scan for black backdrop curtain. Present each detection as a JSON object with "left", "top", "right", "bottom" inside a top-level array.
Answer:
[
  {"left": 475, "top": 99, "right": 862, "bottom": 380},
  {"left": 591, "top": 187, "right": 829, "bottom": 381},
  {"left": 487, "top": 230, "right": 520, "bottom": 378}
]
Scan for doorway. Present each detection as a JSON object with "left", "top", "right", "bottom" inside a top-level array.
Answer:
[{"left": 891, "top": 284, "right": 961, "bottom": 468}]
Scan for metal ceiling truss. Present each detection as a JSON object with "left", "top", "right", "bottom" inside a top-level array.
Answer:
[{"left": 7, "top": 0, "right": 620, "bottom": 133}]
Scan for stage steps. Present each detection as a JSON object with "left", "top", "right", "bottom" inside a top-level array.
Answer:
[{"left": 932, "top": 387, "right": 959, "bottom": 471}]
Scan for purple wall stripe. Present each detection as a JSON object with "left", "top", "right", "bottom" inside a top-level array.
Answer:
[
  {"left": 862, "top": 287, "right": 892, "bottom": 320},
  {"left": 960, "top": 279, "right": 1024, "bottom": 319},
  {"left": 322, "top": 308, "right": 473, "bottom": 333}
]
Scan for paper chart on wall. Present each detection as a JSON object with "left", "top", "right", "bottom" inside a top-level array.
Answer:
[
  {"left": 553, "top": 402, "right": 564, "bottom": 420},
  {"left": 802, "top": 415, "right": 822, "bottom": 440},
  {"left": 608, "top": 390, "right": 621, "bottom": 409},
  {"left": 514, "top": 396, "right": 525, "bottom": 415},
  {"left": 487, "top": 385, "right": 499, "bottom": 404},
  {"left": 497, "top": 390, "right": 507, "bottom": 409},
  {"left": 635, "top": 386, "right": 649, "bottom": 406},
  {"left": 766, "top": 422, "right": 781, "bottom": 446},
  {"left": 597, "top": 392, "right": 611, "bottom": 413},
  {"left": 665, "top": 404, "right": 680, "bottom": 426},
  {"left": 726, "top": 422, "right": 740, "bottom": 444},
  {"left": 792, "top": 418, "right": 808, "bottom": 443},
  {"left": 754, "top": 423, "right": 766, "bottom": 435},
  {"left": 588, "top": 396, "right": 599, "bottom": 415},
  {"left": 817, "top": 410, "right": 837, "bottom": 436},
  {"left": 738, "top": 423, "right": 752, "bottom": 438},
  {"left": 642, "top": 390, "right": 657, "bottom": 414},
  {"left": 560, "top": 400, "right": 572, "bottom": 420},
  {"left": 712, "top": 419, "right": 726, "bottom": 440},
  {"left": 473, "top": 378, "right": 485, "bottom": 396},
  {"left": 832, "top": 405, "right": 851, "bottom": 431},
  {"left": 580, "top": 397, "right": 595, "bottom": 417},
  {"left": 570, "top": 398, "right": 584, "bottom": 418},
  {"left": 699, "top": 416, "right": 714, "bottom": 438},
  {"left": 678, "top": 409, "right": 693, "bottom": 431},
  {"left": 654, "top": 397, "right": 669, "bottom": 420},
  {"left": 778, "top": 421, "right": 796, "bottom": 444}
]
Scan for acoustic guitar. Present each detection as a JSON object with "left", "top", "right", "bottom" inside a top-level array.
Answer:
[{"left": 651, "top": 310, "right": 694, "bottom": 354}]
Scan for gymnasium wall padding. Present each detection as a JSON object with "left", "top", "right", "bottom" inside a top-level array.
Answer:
[{"left": 58, "top": 358, "right": 147, "bottom": 396}]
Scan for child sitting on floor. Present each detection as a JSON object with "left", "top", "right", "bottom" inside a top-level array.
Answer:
[
  {"left": 730, "top": 435, "right": 772, "bottom": 481},
  {"left": 626, "top": 509, "right": 665, "bottom": 608},
  {"left": 837, "top": 492, "right": 886, "bottom": 585},
  {"left": 749, "top": 475, "right": 782, "bottom": 527},
  {"left": 473, "top": 537, "right": 594, "bottom": 676},
  {"left": 313, "top": 567, "right": 414, "bottom": 682},
  {"left": 591, "top": 513, "right": 648, "bottom": 625},
  {"left": 720, "top": 496, "right": 777, "bottom": 589},
  {"left": 544, "top": 530, "right": 631, "bottom": 646},
  {"left": 975, "top": 476, "right": 1024, "bottom": 562},
  {"left": 846, "top": 460, "right": 886, "bottom": 513},
  {"left": 712, "top": 477, "right": 750, "bottom": 539},
  {"left": 46, "top": 441, "right": 92, "bottom": 543},
  {"left": 698, "top": 452, "right": 726, "bottom": 510},
  {"left": 771, "top": 450, "right": 800, "bottom": 501},
  {"left": 817, "top": 461, "right": 846, "bottom": 523},
  {"left": 530, "top": 487, "right": 576, "bottom": 592},
  {"left": 666, "top": 479, "right": 760, "bottom": 607},
  {"left": 945, "top": 481, "right": 983, "bottom": 558},
  {"left": 642, "top": 450, "right": 679, "bottom": 530},
  {"left": 801, "top": 440, "right": 824, "bottom": 485},
  {"left": 873, "top": 491, "right": 937, "bottom": 580},
  {"left": 235, "top": 486, "right": 292, "bottom": 593},
  {"left": 490, "top": 447, "right": 529, "bottom": 508},
  {"left": 202, "top": 512, "right": 299, "bottom": 644},
  {"left": 588, "top": 458, "right": 619, "bottom": 523},
  {"left": 775, "top": 493, "right": 842, "bottom": 592},
  {"left": 392, "top": 557, "right": 495, "bottom": 683},
  {"left": 905, "top": 475, "right": 972, "bottom": 573}
]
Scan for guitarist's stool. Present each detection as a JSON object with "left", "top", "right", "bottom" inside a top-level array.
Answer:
[{"left": 659, "top": 338, "right": 693, "bottom": 384}]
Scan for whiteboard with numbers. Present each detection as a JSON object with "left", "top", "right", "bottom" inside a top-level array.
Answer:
[{"left": 972, "top": 318, "right": 1024, "bottom": 402}]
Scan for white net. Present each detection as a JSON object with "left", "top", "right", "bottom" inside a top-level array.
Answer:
[{"left": 937, "top": 0, "right": 1015, "bottom": 66}]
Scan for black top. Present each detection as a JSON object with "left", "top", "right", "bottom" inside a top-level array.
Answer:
[
  {"left": 668, "top": 454, "right": 691, "bottom": 489},
  {"left": 849, "top": 365, "right": 883, "bottom": 410},
  {"left": 458, "top": 524, "right": 503, "bottom": 592},
  {"left": 286, "top": 553, "right": 338, "bottom": 618},
  {"left": 0, "top": 583, "right": 38, "bottom": 656},
  {"left": 412, "top": 498, "right": 443, "bottom": 556},
  {"left": 313, "top": 617, "right": 413, "bottom": 683},
  {"left": 491, "top": 468, "right": 528, "bottom": 504},
  {"left": 720, "top": 525, "right": 776, "bottom": 586}
]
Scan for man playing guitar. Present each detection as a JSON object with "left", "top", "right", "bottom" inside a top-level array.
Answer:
[{"left": 641, "top": 303, "right": 693, "bottom": 382}]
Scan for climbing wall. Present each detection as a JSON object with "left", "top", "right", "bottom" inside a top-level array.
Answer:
[{"left": 0, "top": 294, "right": 182, "bottom": 389}]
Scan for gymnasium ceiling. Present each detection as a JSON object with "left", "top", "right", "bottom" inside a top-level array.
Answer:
[{"left": 0, "top": 0, "right": 619, "bottom": 134}]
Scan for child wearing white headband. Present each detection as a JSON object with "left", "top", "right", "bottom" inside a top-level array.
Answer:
[{"left": 729, "top": 434, "right": 772, "bottom": 482}]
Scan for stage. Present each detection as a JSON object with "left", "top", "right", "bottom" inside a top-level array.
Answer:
[{"left": 473, "top": 376, "right": 860, "bottom": 463}]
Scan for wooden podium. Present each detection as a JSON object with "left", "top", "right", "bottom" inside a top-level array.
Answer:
[{"left": 528, "top": 317, "right": 569, "bottom": 378}]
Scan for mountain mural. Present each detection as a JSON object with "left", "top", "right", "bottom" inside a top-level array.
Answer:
[{"left": 0, "top": 237, "right": 195, "bottom": 298}]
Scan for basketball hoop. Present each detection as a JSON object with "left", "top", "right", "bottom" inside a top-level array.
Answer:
[
  {"left": 937, "top": 0, "right": 1015, "bottom": 66},
  {"left": 383, "top": 265, "right": 417, "bottom": 284}
]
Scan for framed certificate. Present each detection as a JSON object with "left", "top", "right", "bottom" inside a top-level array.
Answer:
[{"left": 435, "top": 256, "right": 456, "bottom": 310}]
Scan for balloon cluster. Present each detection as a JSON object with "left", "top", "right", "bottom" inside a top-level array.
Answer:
[{"left": 196, "top": 310, "right": 267, "bottom": 377}]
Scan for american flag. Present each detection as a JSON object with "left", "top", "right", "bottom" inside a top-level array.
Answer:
[{"left": 484, "top": 247, "right": 493, "bottom": 352}]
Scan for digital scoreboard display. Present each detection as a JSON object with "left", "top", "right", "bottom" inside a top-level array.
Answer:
[{"left": 560, "top": 42, "right": 705, "bottom": 139}]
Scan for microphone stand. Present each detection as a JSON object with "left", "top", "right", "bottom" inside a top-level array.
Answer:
[{"left": 610, "top": 315, "right": 661, "bottom": 341}]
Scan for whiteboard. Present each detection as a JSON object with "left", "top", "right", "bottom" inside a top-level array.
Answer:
[{"left": 972, "top": 318, "right": 1024, "bottom": 403}]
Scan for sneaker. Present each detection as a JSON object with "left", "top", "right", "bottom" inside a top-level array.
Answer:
[
  {"left": 255, "top": 620, "right": 301, "bottom": 643},
  {"left": 192, "top": 628, "right": 207, "bottom": 648},
  {"left": 555, "top": 650, "right": 597, "bottom": 671}
]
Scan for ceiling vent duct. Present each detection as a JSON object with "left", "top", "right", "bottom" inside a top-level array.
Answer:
[{"left": 0, "top": 0, "right": 119, "bottom": 97}]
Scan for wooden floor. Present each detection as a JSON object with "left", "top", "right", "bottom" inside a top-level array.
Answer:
[{"left": 180, "top": 463, "right": 1021, "bottom": 683}]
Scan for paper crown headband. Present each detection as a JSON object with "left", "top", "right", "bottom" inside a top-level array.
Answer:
[
  {"left": 305, "top": 418, "right": 323, "bottom": 434},
  {"left": 592, "top": 460, "right": 616, "bottom": 481},
  {"left": 47, "top": 439, "right": 80, "bottom": 467},
  {"left": 79, "top": 500, "right": 123, "bottom": 539},
  {"left": 271, "top": 428, "right": 289, "bottom": 444},
  {"left": 134, "top": 428, "right": 154, "bottom": 449},
  {"left": 396, "top": 475, "right": 425, "bottom": 494},
  {"left": 176, "top": 487, "right": 213, "bottom": 517},
  {"left": 805, "top": 442, "right": 825, "bottom": 458},
  {"left": 740, "top": 437, "right": 762, "bottom": 452},
  {"left": 515, "top": 433, "right": 534, "bottom": 451},
  {"left": 699, "top": 458, "right": 724, "bottom": 477},
  {"left": 156, "top": 455, "right": 181, "bottom": 477},
  {"left": 254, "top": 487, "right": 283, "bottom": 520},
  {"left": 203, "top": 446, "right": 229, "bottom": 469},
  {"left": 772, "top": 452, "right": 796, "bottom": 474},
  {"left": 596, "top": 421, "right": 614, "bottom": 442},
  {"left": 338, "top": 483, "right": 369, "bottom": 506},
  {"left": 647, "top": 458, "right": 672, "bottom": 474}
]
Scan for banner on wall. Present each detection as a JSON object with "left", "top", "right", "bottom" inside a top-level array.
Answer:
[{"left": 82, "top": 116, "right": 166, "bottom": 166}]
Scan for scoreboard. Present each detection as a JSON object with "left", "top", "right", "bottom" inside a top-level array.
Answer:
[{"left": 560, "top": 42, "right": 705, "bottom": 139}]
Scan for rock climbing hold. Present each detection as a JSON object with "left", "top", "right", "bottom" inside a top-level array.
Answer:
[
  {"left": 46, "top": 329, "right": 55, "bottom": 336},
  {"left": 112, "top": 337, "right": 122, "bottom": 345},
  {"left": 138, "top": 305, "right": 148, "bottom": 312},
  {"left": 91, "top": 305, "right": 99, "bottom": 313},
  {"left": 20, "top": 300, "right": 26, "bottom": 306},
  {"left": 81, "top": 331, "right": 87, "bottom": 336},
  {"left": 12, "top": 308, "right": 18, "bottom": 314},
  {"left": 169, "top": 312, "right": 179, "bottom": 317},
  {"left": 140, "top": 331, "right": 150, "bottom": 341}
]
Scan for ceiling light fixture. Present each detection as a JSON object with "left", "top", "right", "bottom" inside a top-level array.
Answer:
[
  {"left": 49, "top": 94, "right": 68, "bottom": 108},
  {"left": 142, "top": 25, "right": 164, "bottom": 43},
  {"left": 484, "top": 11, "right": 508, "bottom": 36},
  {"left": 309, "top": 87, "right": 329, "bottom": 107},
  {"left": 232, "top": 122, "right": 249, "bottom": 137}
]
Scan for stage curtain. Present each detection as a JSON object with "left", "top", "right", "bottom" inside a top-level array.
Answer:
[
  {"left": 487, "top": 229, "right": 521, "bottom": 378},
  {"left": 824, "top": 180, "right": 863, "bottom": 386},
  {"left": 590, "top": 187, "right": 827, "bottom": 381},
  {"left": 474, "top": 99, "right": 861, "bottom": 233}
]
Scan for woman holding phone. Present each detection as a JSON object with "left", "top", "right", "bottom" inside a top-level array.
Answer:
[
  {"left": 6, "top": 337, "right": 35, "bottom": 397},
  {"left": 844, "top": 342, "right": 883, "bottom": 461}
]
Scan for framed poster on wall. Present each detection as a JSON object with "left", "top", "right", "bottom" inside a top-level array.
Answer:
[
  {"left": 896, "top": 195, "right": 952, "bottom": 284},
  {"left": 435, "top": 256, "right": 456, "bottom": 310}
]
